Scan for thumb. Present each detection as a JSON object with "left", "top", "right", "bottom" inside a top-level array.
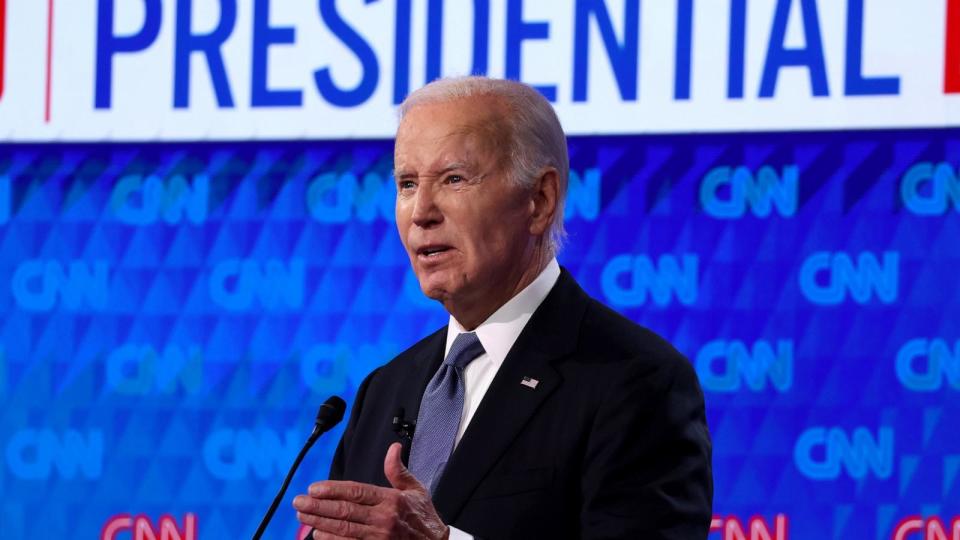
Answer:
[{"left": 384, "top": 442, "right": 424, "bottom": 492}]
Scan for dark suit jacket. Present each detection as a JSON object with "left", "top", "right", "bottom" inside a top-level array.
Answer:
[{"left": 329, "top": 268, "right": 712, "bottom": 539}]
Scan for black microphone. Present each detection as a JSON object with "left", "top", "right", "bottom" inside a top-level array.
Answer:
[
  {"left": 252, "top": 396, "right": 346, "bottom": 540},
  {"left": 392, "top": 407, "right": 416, "bottom": 466}
]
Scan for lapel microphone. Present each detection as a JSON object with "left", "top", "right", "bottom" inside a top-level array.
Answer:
[
  {"left": 252, "top": 396, "right": 346, "bottom": 540},
  {"left": 392, "top": 407, "right": 416, "bottom": 466}
]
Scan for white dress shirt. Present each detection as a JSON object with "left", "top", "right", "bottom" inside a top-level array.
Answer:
[{"left": 442, "top": 259, "right": 561, "bottom": 540}]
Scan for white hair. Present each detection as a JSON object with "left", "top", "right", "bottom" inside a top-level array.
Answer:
[{"left": 398, "top": 76, "right": 569, "bottom": 253}]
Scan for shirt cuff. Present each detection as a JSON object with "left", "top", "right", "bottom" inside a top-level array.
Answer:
[{"left": 447, "top": 525, "right": 474, "bottom": 540}]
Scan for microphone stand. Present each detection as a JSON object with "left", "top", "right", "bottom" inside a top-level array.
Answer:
[{"left": 251, "top": 396, "right": 346, "bottom": 540}]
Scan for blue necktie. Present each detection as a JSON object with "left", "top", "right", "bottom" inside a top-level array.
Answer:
[{"left": 409, "top": 332, "right": 486, "bottom": 493}]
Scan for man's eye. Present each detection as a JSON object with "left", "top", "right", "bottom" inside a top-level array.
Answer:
[
  {"left": 398, "top": 180, "right": 416, "bottom": 190},
  {"left": 446, "top": 174, "right": 465, "bottom": 184}
]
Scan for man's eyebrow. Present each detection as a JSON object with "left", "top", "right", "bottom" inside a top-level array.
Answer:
[
  {"left": 432, "top": 162, "right": 472, "bottom": 175},
  {"left": 393, "top": 162, "right": 474, "bottom": 179}
]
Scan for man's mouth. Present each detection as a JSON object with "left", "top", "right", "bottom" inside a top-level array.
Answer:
[{"left": 417, "top": 245, "right": 452, "bottom": 258}]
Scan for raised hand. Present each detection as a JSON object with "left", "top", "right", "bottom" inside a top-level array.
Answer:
[{"left": 293, "top": 443, "right": 450, "bottom": 540}]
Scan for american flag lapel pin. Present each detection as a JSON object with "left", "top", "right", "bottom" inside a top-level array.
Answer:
[{"left": 520, "top": 376, "right": 539, "bottom": 389}]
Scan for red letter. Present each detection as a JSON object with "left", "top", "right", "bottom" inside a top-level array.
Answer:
[
  {"left": 926, "top": 517, "right": 956, "bottom": 540},
  {"left": 135, "top": 515, "right": 160, "bottom": 540},
  {"left": 893, "top": 516, "right": 924, "bottom": 540},
  {"left": 749, "top": 514, "right": 789, "bottom": 540},
  {"left": 725, "top": 517, "right": 749, "bottom": 540},
  {"left": 101, "top": 514, "right": 133, "bottom": 540},
  {"left": 157, "top": 513, "right": 197, "bottom": 540}
]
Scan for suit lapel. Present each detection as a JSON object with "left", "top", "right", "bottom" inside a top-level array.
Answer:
[
  {"left": 401, "top": 326, "right": 448, "bottom": 423},
  {"left": 432, "top": 269, "right": 589, "bottom": 522}
]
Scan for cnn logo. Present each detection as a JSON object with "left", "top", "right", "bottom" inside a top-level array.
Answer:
[{"left": 101, "top": 514, "right": 197, "bottom": 540}]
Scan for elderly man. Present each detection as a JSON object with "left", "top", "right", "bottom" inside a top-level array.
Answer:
[{"left": 293, "top": 77, "right": 712, "bottom": 539}]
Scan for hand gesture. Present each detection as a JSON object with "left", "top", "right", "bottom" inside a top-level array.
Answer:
[{"left": 293, "top": 443, "right": 449, "bottom": 540}]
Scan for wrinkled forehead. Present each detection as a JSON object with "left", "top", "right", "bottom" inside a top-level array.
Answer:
[{"left": 394, "top": 97, "right": 509, "bottom": 171}]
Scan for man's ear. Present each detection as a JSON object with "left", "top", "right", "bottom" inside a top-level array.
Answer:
[{"left": 529, "top": 167, "right": 560, "bottom": 237}]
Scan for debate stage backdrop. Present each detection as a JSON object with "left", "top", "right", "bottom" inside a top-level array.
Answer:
[{"left": 2, "top": 1, "right": 960, "bottom": 539}]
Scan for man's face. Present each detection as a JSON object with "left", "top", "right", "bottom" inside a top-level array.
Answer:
[{"left": 394, "top": 97, "right": 537, "bottom": 319}]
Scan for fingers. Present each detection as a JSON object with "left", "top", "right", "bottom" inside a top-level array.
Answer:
[
  {"left": 296, "top": 511, "right": 373, "bottom": 539},
  {"left": 294, "top": 471, "right": 439, "bottom": 540},
  {"left": 295, "top": 481, "right": 386, "bottom": 538},
  {"left": 293, "top": 489, "right": 416, "bottom": 539},
  {"left": 294, "top": 495, "right": 373, "bottom": 522},
  {"left": 307, "top": 480, "right": 385, "bottom": 505},
  {"left": 310, "top": 525, "right": 360, "bottom": 540},
  {"left": 293, "top": 496, "right": 377, "bottom": 539},
  {"left": 384, "top": 442, "right": 423, "bottom": 492},
  {"left": 311, "top": 535, "right": 351, "bottom": 540},
  {"left": 311, "top": 534, "right": 352, "bottom": 540}
]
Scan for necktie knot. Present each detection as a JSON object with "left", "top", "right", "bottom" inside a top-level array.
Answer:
[{"left": 444, "top": 332, "right": 485, "bottom": 369}]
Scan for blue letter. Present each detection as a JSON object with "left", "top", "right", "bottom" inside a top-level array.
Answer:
[
  {"left": 314, "top": 0, "right": 379, "bottom": 107},
  {"left": 896, "top": 339, "right": 943, "bottom": 391},
  {"left": 393, "top": 0, "right": 412, "bottom": 103},
  {"left": 674, "top": 0, "right": 693, "bottom": 100},
  {"left": 95, "top": 0, "right": 162, "bottom": 108},
  {"left": 844, "top": 0, "right": 899, "bottom": 95},
  {"left": 572, "top": 0, "right": 639, "bottom": 102},
  {"left": 174, "top": 0, "right": 236, "bottom": 108},
  {"left": 506, "top": 0, "right": 556, "bottom": 101},
  {"left": 759, "top": 0, "right": 829, "bottom": 98},
  {"left": 794, "top": 427, "right": 838, "bottom": 479},
  {"left": 728, "top": 0, "right": 746, "bottom": 98},
  {"left": 252, "top": 0, "right": 302, "bottom": 106}
]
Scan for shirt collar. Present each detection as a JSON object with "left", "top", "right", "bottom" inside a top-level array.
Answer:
[{"left": 445, "top": 258, "right": 561, "bottom": 366}]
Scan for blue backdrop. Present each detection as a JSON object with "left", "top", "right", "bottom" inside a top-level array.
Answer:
[{"left": 2, "top": 128, "right": 958, "bottom": 539}]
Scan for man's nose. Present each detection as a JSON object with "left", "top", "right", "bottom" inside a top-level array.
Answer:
[{"left": 411, "top": 183, "right": 443, "bottom": 228}]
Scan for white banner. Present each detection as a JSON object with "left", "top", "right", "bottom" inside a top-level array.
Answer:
[{"left": 1, "top": 0, "right": 958, "bottom": 141}]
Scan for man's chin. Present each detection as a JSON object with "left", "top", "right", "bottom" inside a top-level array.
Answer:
[
  {"left": 416, "top": 273, "right": 459, "bottom": 303},
  {"left": 418, "top": 283, "right": 450, "bottom": 302}
]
